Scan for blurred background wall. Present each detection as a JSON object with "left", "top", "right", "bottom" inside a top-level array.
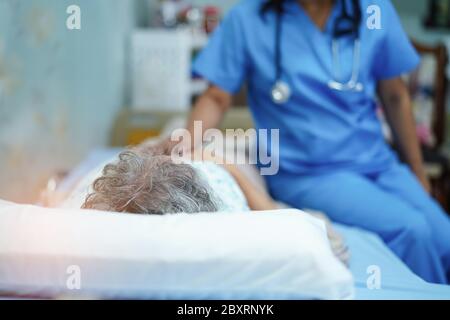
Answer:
[
  {"left": 0, "top": 0, "right": 139, "bottom": 202},
  {"left": 0, "top": 0, "right": 449, "bottom": 203}
]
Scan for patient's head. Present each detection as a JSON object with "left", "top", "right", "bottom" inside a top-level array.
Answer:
[{"left": 82, "top": 150, "right": 218, "bottom": 215}]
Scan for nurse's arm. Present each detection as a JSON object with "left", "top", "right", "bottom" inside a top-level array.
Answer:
[
  {"left": 186, "top": 85, "right": 233, "bottom": 148},
  {"left": 152, "top": 85, "right": 232, "bottom": 154},
  {"left": 377, "top": 77, "right": 431, "bottom": 193},
  {"left": 151, "top": 85, "right": 232, "bottom": 153}
]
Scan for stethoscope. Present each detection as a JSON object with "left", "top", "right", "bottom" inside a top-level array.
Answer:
[{"left": 271, "top": 0, "right": 364, "bottom": 104}]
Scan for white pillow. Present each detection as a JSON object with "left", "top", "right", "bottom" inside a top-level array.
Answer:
[{"left": 0, "top": 202, "right": 354, "bottom": 300}]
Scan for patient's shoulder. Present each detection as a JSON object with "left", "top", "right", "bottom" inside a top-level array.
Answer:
[{"left": 189, "top": 160, "right": 250, "bottom": 212}]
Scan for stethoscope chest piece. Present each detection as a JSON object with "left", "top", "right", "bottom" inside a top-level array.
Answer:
[{"left": 271, "top": 80, "right": 291, "bottom": 104}]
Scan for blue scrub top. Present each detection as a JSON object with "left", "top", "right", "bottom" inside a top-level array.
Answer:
[{"left": 193, "top": 0, "right": 420, "bottom": 175}]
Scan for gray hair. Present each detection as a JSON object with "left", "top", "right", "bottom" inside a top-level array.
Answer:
[{"left": 82, "top": 150, "right": 218, "bottom": 215}]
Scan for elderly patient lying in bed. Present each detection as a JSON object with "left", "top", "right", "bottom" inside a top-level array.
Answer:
[
  {"left": 82, "top": 147, "right": 275, "bottom": 214},
  {"left": 81, "top": 144, "right": 349, "bottom": 264}
]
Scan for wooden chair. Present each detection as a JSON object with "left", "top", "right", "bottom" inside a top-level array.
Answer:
[{"left": 411, "top": 40, "right": 449, "bottom": 210}]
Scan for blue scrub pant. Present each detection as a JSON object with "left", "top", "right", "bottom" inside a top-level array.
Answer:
[{"left": 267, "top": 163, "right": 450, "bottom": 284}]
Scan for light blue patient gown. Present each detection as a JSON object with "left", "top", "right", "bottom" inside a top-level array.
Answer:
[{"left": 193, "top": 0, "right": 450, "bottom": 284}]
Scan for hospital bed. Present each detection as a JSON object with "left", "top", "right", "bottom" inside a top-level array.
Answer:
[{"left": 45, "top": 147, "right": 450, "bottom": 300}]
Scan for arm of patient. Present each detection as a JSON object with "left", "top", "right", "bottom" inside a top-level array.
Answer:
[{"left": 222, "top": 163, "right": 279, "bottom": 211}]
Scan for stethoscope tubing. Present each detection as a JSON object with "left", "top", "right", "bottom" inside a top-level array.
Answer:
[{"left": 271, "top": 0, "right": 364, "bottom": 104}]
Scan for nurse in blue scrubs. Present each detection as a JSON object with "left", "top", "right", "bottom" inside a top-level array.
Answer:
[{"left": 183, "top": 0, "right": 450, "bottom": 284}]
